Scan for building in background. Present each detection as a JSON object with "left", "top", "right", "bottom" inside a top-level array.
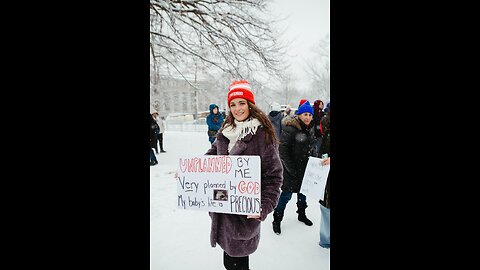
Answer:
[{"left": 150, "top": 72, "right": 224, "bottom": 119}]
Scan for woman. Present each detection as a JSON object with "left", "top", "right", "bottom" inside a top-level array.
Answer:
[
  {"left": 272, "top": 100, "right": 318, "bottom": 235},
  {"left": 318, "top": 103, "right": 331, "bottom": 248},
  {"left": 312, "top": 99, "right": 325, "bottom": 140},
  {"left": 206, "top": 103, "right": 225, "bottom": 144},
  {"left": 205, "top": 79, "right": 283, "bottom": 270},
  {"left": 311, "top": 99, "right": 325, "bottom": 157}
]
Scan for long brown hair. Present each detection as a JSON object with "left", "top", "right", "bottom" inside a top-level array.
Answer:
[{"left": 223, "top": 101, "right": 279, "bottom": 144}]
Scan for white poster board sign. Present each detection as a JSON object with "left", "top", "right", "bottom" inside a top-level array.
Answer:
[
  {"left": 176, "top": 155, "right": 261, "bottom": 215},
  {"left": 300, "top": 156, "right": 330, "bottom": 201}
]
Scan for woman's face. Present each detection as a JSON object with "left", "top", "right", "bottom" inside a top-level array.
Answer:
[
  {"left": 229, "top": 98, "right": 250, "bottom": 121},
  {"left": 298, "top": 112, "right": 313, "bottom": 125},
  {"left": 213, "top": 107, "right": 218, "bottom": 114}
]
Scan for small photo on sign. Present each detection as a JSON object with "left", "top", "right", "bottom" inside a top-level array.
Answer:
[{"left": 214, "top": 189, "right": 228, "bottom": 201}]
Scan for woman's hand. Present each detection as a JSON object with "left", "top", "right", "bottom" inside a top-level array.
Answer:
[
  {"left": 247, "top": 208, "right": 262, "bottom": 220},
  {"left": 321, "top": 157, "right": 330, "bottom": 166}
]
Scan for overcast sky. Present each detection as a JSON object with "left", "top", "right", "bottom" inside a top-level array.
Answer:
[{"left": 270, "top": 0, "right": 330, "bottom": 90}]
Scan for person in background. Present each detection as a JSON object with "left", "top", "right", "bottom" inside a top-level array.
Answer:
[
  {"left": 272, "top": 100, "right": 318, "bottom": 235},
  {"left": 323, "top": 101, "right": 330, "bottom": 113},
  {"left": 268, "top": 102, "right": 284, "bottom": 139},
  {"left": 150, "top": 112, "right": 159, "bottom": 166},
  {"left": 151, "top": 111, "right": 160, "bottom": 154},
  {"left": 281, "top": 99, "right": 307, "bottom": 127},
  {"left": 152, "top": 111, "right": 165, "bottom": 154},
  {"left": 205, "top": 79, "right": 283, "bottom": 270},
  {"left": 206, "top": 103, "right": 225, "bottom": 145},
  {"left": 283, "top": 105, "right": 292, "bottom": 118},
  {"left": 312, "top": 99, "right": 325, "bottom": 153},
  {"left": 156, "top": 115, "right": 167, "bottom": 153},
  {"left": 318, "top": 102, "right": 330, "bottom": 248}
]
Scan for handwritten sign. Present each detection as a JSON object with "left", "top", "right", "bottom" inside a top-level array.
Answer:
[
  {"left": 176, "top": 155, "right": 261, "bottom": 215},
  {"left": 300, "top": 156, "right": 330, "bottom": 201}
]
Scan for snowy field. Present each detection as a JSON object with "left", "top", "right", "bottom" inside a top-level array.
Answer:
[{"left": 150, "top": 130, "right": 330, "bottom": 270}]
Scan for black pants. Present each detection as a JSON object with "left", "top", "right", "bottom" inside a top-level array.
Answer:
[{"left": 223, "top": 251, "right": 249, "bottom": 270}]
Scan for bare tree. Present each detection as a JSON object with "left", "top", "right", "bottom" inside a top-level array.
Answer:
[
  {"left": 150, "top": 0, "right": 287, "bottom": 88},
  {"left": 305, "top": 34, "right": 330, "bottom": 102},
  {"left": 279, "top": 72, "right": 299, "bottom": 106}
]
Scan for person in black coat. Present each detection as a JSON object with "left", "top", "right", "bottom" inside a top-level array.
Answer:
[
  {"left": 318, "top": 103, "right": 330, "bottom": 248},
  {"left": 312, "top": 99, "right": 325, "bottom": 139},
  {"left": 150, "top": 112, "right": 159, "bottom": 166},
  {"left": 268, "top": 102, "right": 283, "bottom": 140},
  {"left": 312, "top": 99, "right": 325, "bottom": 156},
  {"left": 272, "top": 100, "right": 319, "bottom": 235}
]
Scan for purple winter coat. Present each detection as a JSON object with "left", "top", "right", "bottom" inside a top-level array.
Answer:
[{"left": 205, "top": 126, "right": 283, "bottom": 257}]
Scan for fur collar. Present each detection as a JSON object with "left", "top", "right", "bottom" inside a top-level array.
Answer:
[
  {"left": 282, "top": 115, "right": 302, "bottom": 130},
  {"left": 282, "top": 115, "right": 312, "bottom": 131},
  {"left": 222, "top": 118, "right": 262, "bottom": 151}
]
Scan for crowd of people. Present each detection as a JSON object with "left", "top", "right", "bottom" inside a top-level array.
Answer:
[
  {"left": 151, "top": 79, "right": 330, "bottom": 269},
  {"left": 269, "top": 97, "right": 331, "bottom": 250}
]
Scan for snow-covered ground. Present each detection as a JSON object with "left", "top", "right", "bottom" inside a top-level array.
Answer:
[{"left": 151, "top": 130, "right": 330, "bottom": 270}]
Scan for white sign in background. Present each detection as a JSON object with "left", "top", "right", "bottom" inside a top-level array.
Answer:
[
  {"left": 300, "top": 156, "right": 330, "bottom": 201},
  {"left": 176, "top": 155, "right": 261, "bottom": 215}
]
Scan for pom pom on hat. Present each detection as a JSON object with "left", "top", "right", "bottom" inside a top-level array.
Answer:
[
  {"left": 227, "top": 79, "right": 255, "bottom": 105},
  {"left": 296, "top": 100, "right": 314, "bottom": 115},
  {"left": 299, "top": 99, "right": 308, "bottom": 107}
]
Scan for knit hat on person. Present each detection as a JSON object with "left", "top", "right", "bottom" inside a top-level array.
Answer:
[
  {"left": 271, "top": 102, "right": 281, "bottom": 112},
  {"left": 298, "top": 99, "right": 308, "bottom": 107},
  {"left": 296, "top": 100, "right": 314, "bottom": 115},
  {"left": 227, "top": 79, "right": 255, "bottom": 105}
]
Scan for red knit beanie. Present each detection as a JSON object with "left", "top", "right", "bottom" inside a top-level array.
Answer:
[{"left": 227, "top": 79, "right": 255, "bottom": 105}]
